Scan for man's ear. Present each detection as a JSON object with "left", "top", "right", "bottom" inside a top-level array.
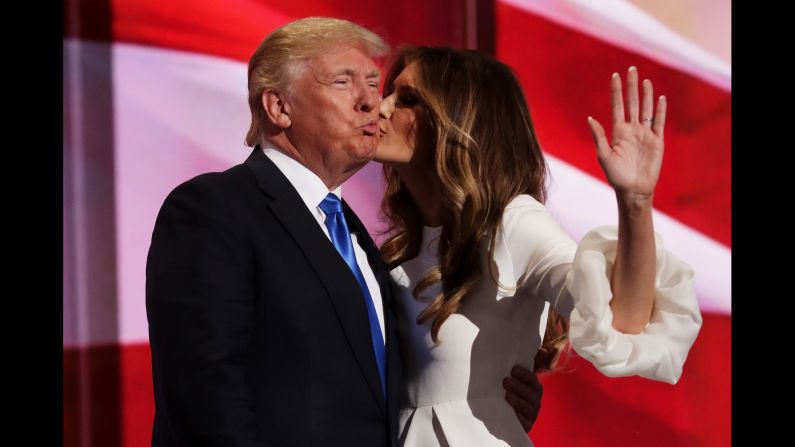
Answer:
[{"left": 261, "top": 89, "right": 292, "bottom": 129}]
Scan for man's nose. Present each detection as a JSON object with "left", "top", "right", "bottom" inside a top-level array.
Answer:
[{"left": 356, "top": 84, "right": 379, "bottom": 113}]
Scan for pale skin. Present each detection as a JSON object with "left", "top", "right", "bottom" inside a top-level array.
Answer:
[
  {"left": 379, "top": 65, "right": 663, "bottom": 336},
  {"left": 588, "top": 66, "right": 664, "bottom": 334},
  {"left": 260, "top": 46, "right": 543, "bottom": 431},
  {"left": 262, "top": 46, "right": 382, "bottom": 190}
]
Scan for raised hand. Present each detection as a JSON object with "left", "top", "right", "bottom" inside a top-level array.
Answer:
[{"left": 586, "top": 66, "right": 666, "bottom": 202}]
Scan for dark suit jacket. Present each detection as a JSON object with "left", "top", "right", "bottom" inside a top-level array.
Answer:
[{"left": 146, "top": 147, "right": 402, "bottom": 446}]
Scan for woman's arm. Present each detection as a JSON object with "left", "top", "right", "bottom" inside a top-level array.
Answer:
[{"left": 586, "top": 66, "right": 667, "bottom": 334}]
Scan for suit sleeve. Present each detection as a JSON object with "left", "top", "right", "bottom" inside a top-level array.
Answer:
[{"left": 146, "top": 176, "right": 267, "bottom": 446}]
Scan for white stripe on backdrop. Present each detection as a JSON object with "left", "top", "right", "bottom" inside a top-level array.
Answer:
[{"left": 500, "top": 0, "right": 731, "bottom": 91}]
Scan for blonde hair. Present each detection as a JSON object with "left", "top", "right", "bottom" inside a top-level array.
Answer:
[
  {"left": 380, "top": 46, "right": 569, "bottom": 371},
  {"left": 245, "top": 17, "right": 389, "bottom": 146}
]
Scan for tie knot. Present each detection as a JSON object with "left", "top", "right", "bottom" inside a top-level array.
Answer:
[{"left": 319, "top": 193, "right": 343, "bottom": 215}]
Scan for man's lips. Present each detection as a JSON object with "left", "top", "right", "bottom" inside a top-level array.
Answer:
[{"left": 361, "top": 121, "right": 378, "bottom": 136}]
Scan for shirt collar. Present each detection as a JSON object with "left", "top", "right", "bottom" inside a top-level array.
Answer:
[{"left": 260, "top": 143, "right": 342, "bottom": 211}]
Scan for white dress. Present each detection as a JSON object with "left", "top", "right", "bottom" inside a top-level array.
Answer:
[{"left": 391, "top": 195, "right": 702, "bottom": 447}]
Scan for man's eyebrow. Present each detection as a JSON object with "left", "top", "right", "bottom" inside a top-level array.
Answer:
[
  {"left": 327, "top": 68, "right": 381, "bottom": 79},
  {"left": 329, "top": 68, "right": 356, "bottom": 77}
]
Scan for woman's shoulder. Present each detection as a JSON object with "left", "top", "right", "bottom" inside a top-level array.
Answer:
[
  {"left": 502, "top": 194, "right": 551, "bottom": 227},
  {"left": 504, "top": 194, "right": 546, "bottom": 212},
  {"left": 499, "top": 194, "right": 572, "bottom": 250}
]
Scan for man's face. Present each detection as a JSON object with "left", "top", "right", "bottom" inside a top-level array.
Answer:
[{"left": 285, "top": 46, "right": 381, "bottom": 178}]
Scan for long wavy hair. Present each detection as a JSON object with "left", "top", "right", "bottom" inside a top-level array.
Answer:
[{"left": 379, "top": 46, "right": 569, "bottom": 370}]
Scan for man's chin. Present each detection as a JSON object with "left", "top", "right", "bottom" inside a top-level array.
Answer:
[
  {"left": 339, "top": 148, "right": 373, "bottom": 174},
  {"left": 351, "top": 140, "right": 378, "bottom": 162}
]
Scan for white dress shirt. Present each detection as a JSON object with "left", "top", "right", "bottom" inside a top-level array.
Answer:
[{"left": 262, "top": 145, "right": 385, "bottom": 342}]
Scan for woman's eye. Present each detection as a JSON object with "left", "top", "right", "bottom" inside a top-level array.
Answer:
[{"left": 399, "top": 95, "right": 418, "bottom": 106}]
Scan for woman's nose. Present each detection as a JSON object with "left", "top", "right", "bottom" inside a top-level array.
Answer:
[{"left": 379, "top": 94, "right": 394, "bottom": 119}]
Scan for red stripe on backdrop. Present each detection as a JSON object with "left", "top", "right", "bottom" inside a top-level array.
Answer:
[
  {"left": 533, "top": 314, "right": 731, "bottom": 447},
  {"left": 64, "top": 0, "right": 469, "bottom": 62},
  {"left": 63, "top": 344, "right": 123, "bottom": 447},
  {"left": 62, "top": 314, "right": 729, "bottom": 446},
  {"left": 496, "top": 2, "right": 731, "bottom": 248}
]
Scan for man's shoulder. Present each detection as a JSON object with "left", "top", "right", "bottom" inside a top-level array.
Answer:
[
  {"left": 159, "top": 162, "right": 258, "bottom": 213},
  {"left": 172, "top": 163, "right": 254, "bottom": 194}
]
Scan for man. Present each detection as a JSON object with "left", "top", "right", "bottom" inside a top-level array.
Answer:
[{"left": 146, "top": 17, "right": 542, "bottom": 446}]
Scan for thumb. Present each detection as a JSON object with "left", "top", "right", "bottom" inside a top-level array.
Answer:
[{"left": 587, "top": 116, "right": 610, "bottom": 159}]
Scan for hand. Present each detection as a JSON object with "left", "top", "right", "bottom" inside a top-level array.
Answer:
[
  {"left": 503, "top": 365, "right": 543, "bottom": 432},
  {"left": 587, "top": 66, "right": 667, "bottom": 202}
]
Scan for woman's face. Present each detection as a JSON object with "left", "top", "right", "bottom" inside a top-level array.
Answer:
[{"left": 376, "top": 62, "right": 432, "bottom": 165}]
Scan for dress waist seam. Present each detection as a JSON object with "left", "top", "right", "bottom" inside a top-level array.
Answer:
[{"left": 403, "top": 395, "right": 507, "bottom": 409}]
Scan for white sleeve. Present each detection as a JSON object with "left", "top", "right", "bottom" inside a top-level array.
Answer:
[
  {"left": 565, "top": 226, "right": 702, "bottom": 384},
  {"left": 503, "top": 196, "right": 703, "bottom": 384},
  {"left": 501, "top": 196, "right": 579, "bottom": 318}
]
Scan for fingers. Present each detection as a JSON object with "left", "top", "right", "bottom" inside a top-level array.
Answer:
[
  {"left": 504, "top": 366, "right": 542, "bottom": 402},
  {"left": 516, "top": 411, "right": 534, "bottom": 433},
  {"left": 626, "top": 66, "right": 639, "bottom": 122},
  {"left": 505, "top": 389, "right": 540, "bottom": 430},
  {"left": 505, "top": 387, "right": 539, "bottom": 413},
  {"left": 504, "top": 366, "right": 544, "bottom": 431},
  {"left": 511, "top": 365, "right": 543, "bottom": 395},
  {"left": 587, "top": 116, "right": 610, "bottom": 158},
  {"left": 641, "top": 78, "right": 654, "bottom": 127},
  {"left": 608, "top": 67, "right": 666, "bottom": 138},
  {"left": 505, "top": 366, "right": 543, "bottom": 403},
  {"left": 503, "top": 377, "right": 542, "bottom": 405},
  {"left": 652, "top": 95, "right": 667, "bottom": 139},
  {"left": 504, "top": 381, "right": 542, "bottom": 413},
  {"left": 610, "top": 72, "right": 624, "bottom": 125}
]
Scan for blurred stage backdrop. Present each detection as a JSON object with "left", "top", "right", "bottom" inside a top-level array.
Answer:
[{"left": 63, "top": 0, "right": 730, "bottom": 445}]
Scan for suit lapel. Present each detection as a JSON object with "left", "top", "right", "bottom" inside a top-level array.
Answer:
[{"left": 244, "top": 148, "right": 386, "bottom": 414}]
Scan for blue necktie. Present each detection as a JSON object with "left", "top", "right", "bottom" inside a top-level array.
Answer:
[{"left": 319, "top": 193, "right": 386, "bottom": 397}]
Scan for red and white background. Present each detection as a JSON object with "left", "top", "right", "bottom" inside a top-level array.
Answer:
[{"left": 63, "top": 0, "right": 730, "bottom": 445}]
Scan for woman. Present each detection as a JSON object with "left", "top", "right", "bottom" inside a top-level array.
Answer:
[{"left": 375, "top": 46, "right": 701, "bottom": 446}]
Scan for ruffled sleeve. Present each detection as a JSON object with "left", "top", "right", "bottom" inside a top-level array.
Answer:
[
  {"left": 502, "top": 195, "right": 702, "bottom": 385},
  {"left": 565, "top": 226, "right": 702, "bottom": 384}
]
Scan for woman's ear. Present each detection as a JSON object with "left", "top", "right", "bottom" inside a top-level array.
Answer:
[{"left": 261, "top": 89, "right": 292, "bottom": 129}]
